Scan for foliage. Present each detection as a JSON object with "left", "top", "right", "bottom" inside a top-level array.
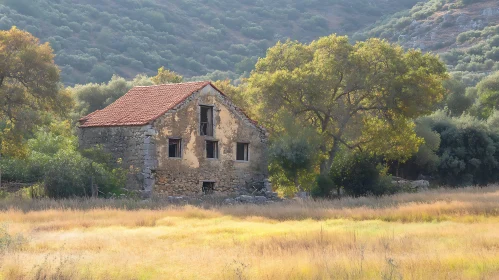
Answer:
[
  {"left": 412, "top": 117, "right": 442, "bottom": 175},
  {"left": 247, "top": 35, "right": 448, "bottom": 176},
  {"left": 329, "top": 152, "right": 395, "bottom": 197},
  {"left": 70, "top": 74, "right": 153, "bottom": 118},
  {"left": 476, "top": 71, "right": 499, "bottom": 119},
  {"left": 152, "top": 67, "right": 183, "bottom": 84},
  {"left": 0, "top": 0, "right": 420, "bottom": 85},
  {"left": 441, "top": 77, "right": 474, "bottom": 116},
  {"left": 0, "top": 122, "right": 127, "bottom": 198},
  {"left": 43, "top": 147, "right": 126, "bottom": 198},
  {"left": 432, "top": 114, "right": 499, "bottom": 186},
  {"left": 0, "top": 27, "right": 73, "bottom": 156},
  {"left": 310, "top": 175, "right": 335, "bottom": 198},
  {"left": 269, "top": 115, "right": 320, "bottom": 191},
  {"left": 360, "top": 117, "right": 423, "bottom": 163},
  {"left": 355, "top": 0, "right": 499, "bottom": 87},
  {"left": 398, "top": 111, "right": 499, "bottom": 186},
  {"left": 212, "top": 79, "right": 250, "bottom": 110}
]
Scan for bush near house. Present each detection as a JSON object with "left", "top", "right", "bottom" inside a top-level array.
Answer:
[{"left": 0, "top": 124, "right": 127, "bottom": 199}]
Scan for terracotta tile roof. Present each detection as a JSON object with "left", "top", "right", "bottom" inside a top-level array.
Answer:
[{"left": 79, "top": 81, "right": 211, "bottom": 128}]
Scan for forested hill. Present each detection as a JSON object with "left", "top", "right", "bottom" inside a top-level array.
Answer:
[
  {"left": 0, "top": 0, "right": 420, "bottom": 85},
  {"left": 355, "top": 0, "right": 499, "bottom": 85}
]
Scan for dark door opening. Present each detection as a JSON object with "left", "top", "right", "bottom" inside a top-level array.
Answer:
[{"left": 202, "top": 182, "right": 215, "bottom": 195}]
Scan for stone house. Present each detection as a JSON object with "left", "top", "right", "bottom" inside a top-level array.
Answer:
[{"left": 78, "top": 81, "right": 269, "bottom": 197}]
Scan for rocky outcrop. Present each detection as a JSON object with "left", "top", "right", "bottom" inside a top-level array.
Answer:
[{"left": 392, "top": 177, "right": 430, "bottom": 192}]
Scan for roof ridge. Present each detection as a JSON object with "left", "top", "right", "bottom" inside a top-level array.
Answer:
[{"left": 134, "top": 81, "right": 210, "bottom": 88}]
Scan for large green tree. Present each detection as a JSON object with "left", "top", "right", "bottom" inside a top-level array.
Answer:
[
  {"left": 247, "top": 35, "right": 448, "bottom": 175},
  {"left": 0, "top": 27, "right": 72, "bottom": 156}
]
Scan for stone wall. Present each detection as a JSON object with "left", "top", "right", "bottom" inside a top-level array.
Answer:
[
  {"left": 152, "top": 85, "right": 268, "bottom": 196},
  {"left": 78, "top": 125, "right": 157, "bottom": 194}
]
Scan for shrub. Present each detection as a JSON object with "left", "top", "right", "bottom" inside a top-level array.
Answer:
[
  {"left": 43, "top": 148, "right": 126, "bottom": 198},
  {"left": 330, "top": 153, "right": 395, "bottom": 197},
  {"left": 311, "top": 175, "right": 335, "bottom": 198},
  {"left": 443, "top": 78, "right": 474, "bottom": 116},
  {"left": 485, "top": 48, "right": 499, "bottom": 61},
  {"left": 0, "top": 124, "right": 127, "bottom": 199},
  {"left": 456, "top": 30, "right": 482, "bottom": 44},
  {"left": 429, "top": 114, "right": 499, "bottom": 186},
  {"left": 490, "top": 35, "right": 499, "bottom": 48},
  {"left": 394, "top": 17, "right": 412, "bottom": 29}
]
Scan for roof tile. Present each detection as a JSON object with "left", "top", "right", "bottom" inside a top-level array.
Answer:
[{"left": 79, "top": 81, "right": 211, "bottom": 128}]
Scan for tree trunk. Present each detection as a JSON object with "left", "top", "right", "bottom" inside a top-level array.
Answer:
[
  {"left": 294, "top": 175, "right": 300, "bottom": 192},
  {"left": 319, "top": 140, "right": 340, "bottom": 176}
]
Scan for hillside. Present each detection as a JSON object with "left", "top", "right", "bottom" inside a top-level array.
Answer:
[
  {"left": 0, "top": 0, "right": 420, "bottom": 85},
  {"left": 356, "top": 0, "right": 499, "bottom": 85}
]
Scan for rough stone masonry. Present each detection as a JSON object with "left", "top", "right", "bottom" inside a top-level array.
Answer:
[{"left": 78, "top": 81, "right": 269, "bottom": 197}]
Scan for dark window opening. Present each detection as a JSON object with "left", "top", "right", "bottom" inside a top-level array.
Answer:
[
  {"left": 169, "top": 139, "right": 182, "bottom": 158},
  {"left": 236, "top": 143, "right": 249, "bottom": 161},
  {"left": 206, "top": 141, "right": 219, "bottom": 159},
  {"left": 200, "top": 106, "right": 214, "bottom": 136},
  {"left": 202, "top": 182, "right": 215, "bottom": 195}
]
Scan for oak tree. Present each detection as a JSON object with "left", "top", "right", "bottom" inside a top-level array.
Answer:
[
  {"left": 247, "top": 35, "right": 448, "bottom": 175},
  {"left": 0, "top": 27, "right": 72, "bottom": 156}
]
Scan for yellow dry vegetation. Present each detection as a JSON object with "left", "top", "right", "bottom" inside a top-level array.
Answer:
[{"left": 0, "top": 187, "right": 499, "bottom": 279}]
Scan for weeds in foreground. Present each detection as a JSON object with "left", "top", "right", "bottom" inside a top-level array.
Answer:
[
  {"left": 0, "top": 224, "right": 26, "bottom": 253},
  {"left": 0, "top": 187, "right": 497, "bottom": 279}
]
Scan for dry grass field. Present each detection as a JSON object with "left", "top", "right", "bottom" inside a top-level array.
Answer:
[{"left": 0, "top": 187, "right": 499, "bottom": 279}]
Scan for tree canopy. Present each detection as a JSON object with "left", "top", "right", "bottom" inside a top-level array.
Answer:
[
  {"left": 247, "top": 35, "right": 448, "bottom": 174},
  {"left": 0, "top": 27, "right": 72, "bottom": 156},
  {"left": 152, "top": 67, "right": 183, "bottom": 84}
]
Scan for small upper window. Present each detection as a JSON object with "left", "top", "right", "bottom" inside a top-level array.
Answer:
[
  {"left": 236, "top": 143, "right": 249, "bottom": 161},
  {"left": 200, "top": 105, "right": 214, "bottom": 136},
  {"left": 206, "top": 140, "right": 219, "bottom": 159},
  {"left": 169, "top": 138, "right": 182, "bottom": 158}
]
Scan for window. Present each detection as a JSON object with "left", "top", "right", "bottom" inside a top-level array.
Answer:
[
  {"left": 202, "top": 182, "right": 215, "bottom": 195},
  {"left": 236, "top": 143, "right": 249, "bottom": 161},
  {"left": 200, "top": 105, "right": 213, "bottom": 136},
  {"left": 206, "top": 141, "right": 218, "bottom": 159},
  {"left": 168, "top": 138, "right": 182, "bottom": 158}
]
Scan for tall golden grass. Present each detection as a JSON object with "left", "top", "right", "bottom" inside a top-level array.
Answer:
[{"left": 0, "top": 186, "right": 498, "bottom": 279}]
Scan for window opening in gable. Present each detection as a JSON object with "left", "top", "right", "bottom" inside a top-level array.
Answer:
[
  {"left": 206, "top": 140, "right": 219, "bottom": 159},
  {"left": 169, "top": 138, "right": 182, "bottom": 158},
  {"left": 200, "top": 105, "right": 214, "bottom": 136},
  {"left": 236, "top": 143, "right": 249, "bottom": 161}
]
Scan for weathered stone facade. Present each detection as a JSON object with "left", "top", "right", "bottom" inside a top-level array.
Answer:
[
  {"left": 153, "top": 85, "right": 268, "bottom": 196},
  {"left": 78, "top": 83, "right": 268, "bottom": 197},
  {"left": 78, "top": 125, "right": 157, "bottom": 193}
]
